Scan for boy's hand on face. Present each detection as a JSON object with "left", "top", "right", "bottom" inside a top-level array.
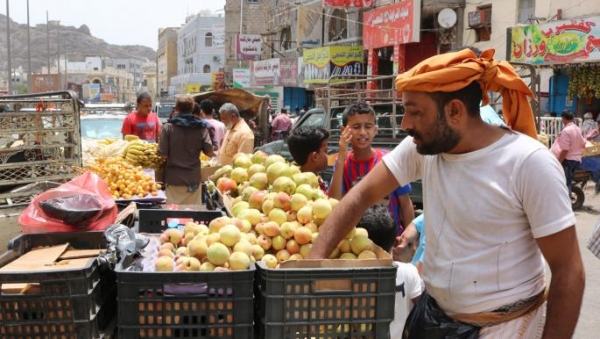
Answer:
[{"left": 339, "top": 126, "right": 353, "bottom": 154}]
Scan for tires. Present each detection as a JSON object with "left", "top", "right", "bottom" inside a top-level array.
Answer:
[{"left": 571, "top": 185, "right": 585, "bottom": 210}]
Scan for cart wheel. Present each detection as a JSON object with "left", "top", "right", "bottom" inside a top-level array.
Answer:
[{"left": 571, "top": 186, "right": 585, "bottom": 210}]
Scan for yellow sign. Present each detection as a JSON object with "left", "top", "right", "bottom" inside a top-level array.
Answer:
[
  {"left": 303, "top": 46, "right": 364, "bottom": 84},
  {"left": 186, "top": 84, "right": 201, "bottom": 93},
  {"left": 329, "top": 46, "right": 363, "bottom": 66}
]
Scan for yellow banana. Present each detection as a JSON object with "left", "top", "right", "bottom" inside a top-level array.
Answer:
[
  {"left": 124, "top": 135, "right": 139, "bottom": 141},
  {"left": 127, "top": 149, "right": 144, "bottom": 156}
]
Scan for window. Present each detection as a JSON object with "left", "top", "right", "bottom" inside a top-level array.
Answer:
[
  {"left": 518, "top": 0, "right": 535, "bottom": 24},
  {"left": 280, "top": 27, "right": 291, "bottom": 51},
  {"left": 247, "top": 0, "right": 259, "bottom": 3},
  {"left": 203, "top": 65, "right": 211, "bottom": 73},
  {"left": 328, "top": 9, "right": 348, "bottom": 42},
  {"left": 205, "top": 33, "right": 213, "bottom": 47}
]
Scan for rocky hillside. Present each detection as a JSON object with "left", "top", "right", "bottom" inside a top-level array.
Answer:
[{"left": 0, "top": 14, "right": 157, "bottom": 75}]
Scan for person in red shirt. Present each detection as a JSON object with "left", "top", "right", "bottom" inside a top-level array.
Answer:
[{"left": 121, "top": 92, "right": 161, "bottom": 143}]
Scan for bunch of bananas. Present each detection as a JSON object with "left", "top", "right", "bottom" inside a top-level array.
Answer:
[
  {"left": 123, "top": 140, "right": 165, "bottom": 170},
  {"left": 99, "top": 138, "right": 119, "bottom": 145}
]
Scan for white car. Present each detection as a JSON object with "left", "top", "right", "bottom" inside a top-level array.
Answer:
[{"left": 80, "top": 114, "right": 126, "bottom": 140}]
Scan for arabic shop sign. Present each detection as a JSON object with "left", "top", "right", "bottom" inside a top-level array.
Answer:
[
  {"left": 251, "top": 58, "right": 281, "bottom": 86},
  {"left": 509, "top": 16, "right": 600, "bottom": 64},
  {"left": 236, "top": 34, "right": 263, "bottom": 61},
  {"left": 233, "top": 69, "right": 251, "bottom": 89},
  {"left": 303, "top": 46, "right": 364, "bottom": 84},
  {"left": 363, "top": 0, "right": 421, "bottom": 50}
]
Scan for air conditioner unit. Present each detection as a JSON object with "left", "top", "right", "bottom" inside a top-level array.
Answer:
[{"left": 468, "top": 10, "right": 488, "bottom": 28}]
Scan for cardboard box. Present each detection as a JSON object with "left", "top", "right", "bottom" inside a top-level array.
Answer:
[
  {"left": 279, "top": 245, "right": 393, "bottom": 269},
  {"left": 583, "top": 141, "right": 600, "bottom": 157},
  {"left": 201, "top": 166, "right": 223, "bottom": 181}
]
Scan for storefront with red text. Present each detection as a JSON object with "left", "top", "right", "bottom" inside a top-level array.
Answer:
[{"left": 362, "top": 0, "right": 442, "bottom": 91}]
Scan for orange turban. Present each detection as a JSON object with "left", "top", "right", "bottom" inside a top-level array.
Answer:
[{"left": 395, "top": 48, "right": 538, "bottom": 138}]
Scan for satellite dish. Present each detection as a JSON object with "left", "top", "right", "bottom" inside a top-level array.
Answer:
[{"left": 437, "top": 8, "right": 457, "bottom": 28}]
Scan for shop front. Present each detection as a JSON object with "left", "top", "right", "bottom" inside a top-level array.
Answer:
[
  {"left": 363, "top": 0, "right": 436, "bottom": 92},
  {"left": 508, "top": 16, "right": 600, "bottom": 118}
]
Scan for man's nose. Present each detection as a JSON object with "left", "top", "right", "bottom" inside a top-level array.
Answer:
[{"left": 400, "top": 115, "right": 412, "bottom": 131}]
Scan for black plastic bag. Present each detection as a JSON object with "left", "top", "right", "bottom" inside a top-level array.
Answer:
[
  {"left": 101, "top": 224, "right": 150, "bottom": 271},
  {"left": 39, "top": 194, "right": 102, "bottom": 227},
  {"left": 403, "top": 291, "right": 480, "bottom": 339}
]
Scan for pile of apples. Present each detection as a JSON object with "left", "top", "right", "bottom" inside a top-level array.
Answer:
[
  {"left": 209, "top": 151, "right": 380, "bottom": 267},
  {"left": 154, "top": 220, "right": 258, "bottom": 272}
]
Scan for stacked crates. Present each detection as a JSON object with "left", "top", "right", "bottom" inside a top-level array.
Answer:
[{"left": 0, "top": 232, "right": 116, "bottom": 339}]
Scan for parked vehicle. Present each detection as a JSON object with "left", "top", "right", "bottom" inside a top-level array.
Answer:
[
  {"left": 155, "top": 100, "right": 176, "bottom": 124},
  {"left": 0, "top": 91, "right": 83, "bottom": 245},
  {"left": 80, "top": 114, "right": 126, "bottom": 140}
]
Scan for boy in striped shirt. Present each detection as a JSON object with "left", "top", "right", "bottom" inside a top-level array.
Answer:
[{"left": 329, "top": 102, "right": 414, "bottom": 235}]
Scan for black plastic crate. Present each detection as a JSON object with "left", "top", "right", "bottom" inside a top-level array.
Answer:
[
  {"left": 118, "top": 209, "right": 253, "bottom": 339},
  {"left": 255, "top": 261, "right": 397, "bottom": 339},
  {"left": 0, "top": 232, "right": 117, "bottom": 339},
  {"left": 137, "top": 209, "right": 225, "bottom": 233},
  {"left": 116, "top": 267, "right": 255, "bottom": 339}
]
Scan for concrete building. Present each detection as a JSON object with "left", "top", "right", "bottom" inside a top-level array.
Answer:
[
  {"left": 171, "top": 14, "right": 226, "bottom": 93},
  {"left": 157, "top": 27, "right": 179, "bottom": 98},
  {"left": 141, "top": 71, "right": 158, "bottom": 99},
  {"left": 224, "top": 0, "right": 271, "bottom": 78},
  {"left": 114, "top": 58, "right": 145, "bottom": 92}
]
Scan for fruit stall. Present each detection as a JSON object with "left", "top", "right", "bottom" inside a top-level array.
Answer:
[{"left": 0, "top": 148, "right": 398, "bottom": 339}]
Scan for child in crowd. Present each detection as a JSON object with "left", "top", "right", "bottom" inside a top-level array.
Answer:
[
  {"left": 357, "top": 204, "right": 423, "bottom": 338},
  {"left": 329, "top": 101, "right": 415, "bottom": 235},
  {"left": 287, "top": 126, "right": 330, "bottom": 195}
]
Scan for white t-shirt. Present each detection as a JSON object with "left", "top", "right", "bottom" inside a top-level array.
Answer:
[
  {"left": 382, "top": 131, "right": 575, "bottom": 315},
  {"left": 390, "top": 262, "right": 423, "bottom": 339}
]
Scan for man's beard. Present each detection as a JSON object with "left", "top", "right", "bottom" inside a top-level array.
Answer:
[{"left": 407, "top": 111, "right": 461, "bottom": 155}]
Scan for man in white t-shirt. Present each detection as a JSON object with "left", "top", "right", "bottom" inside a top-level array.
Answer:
[
  {"left": 357, "top": 205, "right": 422, "bottom": 337},
  {"left": 308, "top": 49, "right": 584, "bottom": 339}
]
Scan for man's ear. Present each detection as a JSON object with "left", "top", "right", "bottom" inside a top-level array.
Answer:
[{"left": 446, "top": 99, "right": 466, "bottom": 123}]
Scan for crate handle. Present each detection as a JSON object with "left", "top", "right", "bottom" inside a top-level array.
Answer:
[
  {"left": 311, "top": 279, "right": 352, "bottom": 293},
  {"left": 1, "top": 282, "right": 42, "bottom": 295},
  {"left": 162, "top": 283, "right": 234, "bottom": 298}
]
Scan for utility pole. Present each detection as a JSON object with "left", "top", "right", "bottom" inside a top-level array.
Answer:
[
  {"left": 57, "top": 20, "right": 61, "bottom": 90},
  {"left": 6, "top": 0, "right": 12, "bottom": 94},
  {"left": 27, "top": 0, "right": 31, "bottom": 93},
  {"left": 46, "top": 11, "right": 50, "bottom": 91},
  {"left": 64, "top": 47, "right": 68, "bottom": 91},
  {"left": 56, "top": 20, "right": 63, "bottom": 91}
]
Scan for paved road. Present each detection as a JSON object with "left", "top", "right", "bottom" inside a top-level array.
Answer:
[{"left": 573, "top": 187, "right": 600, "bottom": 338}]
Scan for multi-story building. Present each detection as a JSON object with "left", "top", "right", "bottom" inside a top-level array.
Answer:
[
  {"left": 171, "top": 14, "right": 226, "bottom": 94},
  {"left": 157, "top": 27, "right": 179, "bottom": 98},
  {"left": 114, "top": 58, "right": 145, "bottom": 93}
]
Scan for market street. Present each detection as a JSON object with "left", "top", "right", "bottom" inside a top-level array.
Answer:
[{"left": 573, "top": 187, "right": 600, "bottom": 338}]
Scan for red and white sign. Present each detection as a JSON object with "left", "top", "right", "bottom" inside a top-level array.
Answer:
[
  {"left": 362, "top": 0, "right": 421, "bottom": 49},
  {"left": 323, "top": 0, "right": 374, "bottom": 7}
]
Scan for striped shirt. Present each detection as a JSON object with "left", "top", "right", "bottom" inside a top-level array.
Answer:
[{"left": 333, "top": 149, "right": 411, "bottom": 234}]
